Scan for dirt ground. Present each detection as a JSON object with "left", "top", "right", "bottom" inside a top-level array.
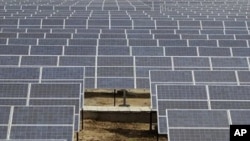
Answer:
[
  {"left": 77, "top": 92, "right": 166, "bottom": 141},
  {"left": 84, "top": 97, "right": 150, "bottom": 106},
  {"left": 75, "top": 119, "right": 166, "bottom": 141}
]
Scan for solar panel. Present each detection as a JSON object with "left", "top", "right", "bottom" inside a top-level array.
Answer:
[
  {"left": 168, "top": 129, "right": 229, "bottom": 141},
  {"left": 219, "top": 40, "right": 248, "bottom": 47},
  {"left": 0, "top": 45, "right": 29, "bottom": 55},
  {"left": 21, "top": 56, "right": 57, "bottom": 66},
  {"left": 39, "top": 39, "right": 67, "bottom": 46},
  {"left": 97, "top": 57, "right": 133, "bottom": 66},
  {"left": 59, "top": 56, "right": 95, "bottom": 66},
  {"left": 157, "top": 85, "right": 207, "bottom": 100},
  {"left": 12, "top": 106, "right": 74, "bottom": 124},
  {"left": 0, "top": 84, "right": 28, "bottom": 98},
  {"left": 64, "top": 46, "right": 96, "bottom": 55},
  {"left": 0, "top": 126, "right": 8, "bottom": 139},
  {"left": 164, "top": 47, "right": 197, "bottom": 56},
  {"left": 42, "top": 67, "right": 84, "bottom": 80},
  {"left": 167, "top": 110, "right": 229, "bottom": 128},
  {"left": 97, "top": 67, "right": 133, "bottom": 77},
  {"left": 230, "top": 110, "right": 250, "bottom": 125},
  {"left": 0, "top": 106, "right": 74, "bottom": 141},
  {"left": 209, "top": 86, "right": 250, "bottom": 100},
  {"left": 30, "top": 84, "right": 80, "bottom": 98},
  {"left": 10, "top": 126, "right": 73, "bottom": 140},
  {"left": 0, "top": 106, "right": 11, "bottom": 124},
  {"left": 173, "top": 57, "right": 209, "bottom": 67},
  {"left": 199, "top": 48, "right": 231, "bottom": 56},
  {"left": 211, "top": 58, "right": 248, "bottom": 68},
  {"left": 135, "top": 57, "right": 171, "bottom": 67},
  {"left": 30, "top": 46, "right": 63, "bottom": 55},
  {"left": 0, "top": 67, "right": 40, "bottom": 80},
  {"left": 132, "top": 47, "right": 164, "bottom": 56},
  {"left": 97, "top": 78, "right": 134, "bottom": 88},
  {"left": 194, "top": 71, "right": 237, "bottom": 83}
]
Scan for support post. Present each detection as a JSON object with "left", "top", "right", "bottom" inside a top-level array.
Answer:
[
  {"left": 114, "top": 89, "right": 116, "bottom": 106},
  {"left": 119, "top": 89, "right": 130, "bottom": 107},
  {"left": 76, "top": 132, "right": 79, "bottom": 141},
  {"left": 149, "top": 111, "right": 152, "bottom": 131},
  {"left": 81, "top": 109, "right": 84, "bottom": 130}
]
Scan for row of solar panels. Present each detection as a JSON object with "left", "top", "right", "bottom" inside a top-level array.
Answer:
[
  {"left": 0, "top": 19, "right": 249, "bottom": 27},
  {"left": 0, "top": 39, "right": 249, "bottom": 47},
  {"left": 2, "top": 56, "right": 250, "bottom": 68},
  {"left": 4, "top": 45, "right": 250, "bottom": 56},
  {"left": 2, "top": 67, "right": 250, "bottom": 89},
  {"left": 2, "top": 46, "right": 250, "bottom": 56},
  {"left": 1, "top": 33, "right": 250, "bottom": 39},
  {"left": 0, "top": 12, "right": 248, "bottom": 18},
  {"left": 148, "top": 70, "right": 250, "bottom": 137},
  {"left": 1, "top": 28, "right": 249, "bottom": 34},
  {"left": 156, "top": 86, "right": 250, "bottom": 141},
  {"left": 0, "top": 11, "right": 248, "bottom": 18},
  {"left": 150, "top": 70, "right": 250, "bottom": 108},
  {"left": 1, "top": 16, "right": 248, "bottom": 22}
]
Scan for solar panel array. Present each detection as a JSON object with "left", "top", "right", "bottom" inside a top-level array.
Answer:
[{"left": 0, "top": 0, "right": 250, "bottom": 140}]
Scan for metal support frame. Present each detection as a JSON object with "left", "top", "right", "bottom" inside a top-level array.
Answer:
[
  {"left": 114, "top": 89, "right": 116, "bottom": 106},
  {"left": 76, "top": 132, "right": 79, "bottom": 141},
  {"left": 119, "top": 89, "right": 130, "bottom": 107},
  {"left": 149, "top": 111, "right": 153, "bottom": 131},
  {"left": 81, "top": 109, "right": 84, "bottom": 130}
]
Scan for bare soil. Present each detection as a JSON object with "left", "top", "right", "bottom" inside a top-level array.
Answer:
[
  {"left": 84, "top": 97, "right": 150, "bottom": 107},
  {"left": 78, "top": 92, "right": 166, "bottom": 141},
  {"left": 76, "top": 119, "right": 166, "bottom": 141}
]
